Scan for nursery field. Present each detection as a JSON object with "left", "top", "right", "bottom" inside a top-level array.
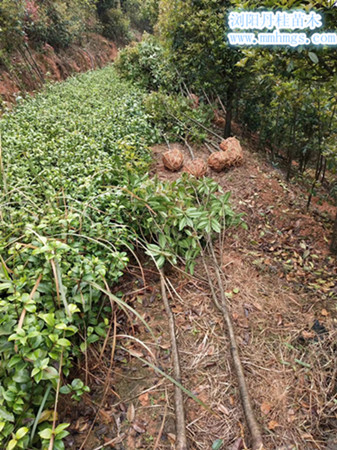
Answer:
[
  {"left": 0, "top": 66, "right": 159, "bottom": 449},
  {"left": 0, "top": 65, "right": 241, "bottom": 449},
  {"left": 1, "top": 3, "right": 337, "bottom": 446}
]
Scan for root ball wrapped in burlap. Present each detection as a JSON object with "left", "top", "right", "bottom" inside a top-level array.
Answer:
[
  {"left": 162, "top": 148, "right": 184, "bottom": 171},
  {"left": 208, "top": 151, "right": 228, "bottom": 172},
  {"left": 189, "top": 93, "right": 199, "bottom": 109},
  {"left": 213, "top": 111, "right": 226, "bottom": 128},
  {"left": 184, "top": 158, "right": 207, "bottom": 178},
  {"left": 219, "top": 137, "right": 243, "bottom": 167}
]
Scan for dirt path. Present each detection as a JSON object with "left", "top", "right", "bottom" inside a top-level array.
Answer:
[{"left": 61, "top": 135, "right": 337, "bottom": 449}]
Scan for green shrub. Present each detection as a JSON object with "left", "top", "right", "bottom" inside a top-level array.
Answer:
[
  {"left": 143, "top": 90, "right": 213, "bottom": 143},
  {"left": 0, "top": 0, "right": 25, "bottom": 52},
  {"left": 99, "top": 7, "right": 131, "bottom": 44},
  {"left": 123, "top": 0, "right": 159, "bottom": 33},
  {"left": 115, "top": 35, "right": 176, "bottom": 91}
]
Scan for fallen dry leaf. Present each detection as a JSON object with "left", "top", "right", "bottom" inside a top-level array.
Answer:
[
  {"left": 252, "top": 301, "right": 263, "bottom": 312},
  {"left": 159, "top": 342, "right": 171, "bottom": 350},
  {"left": 301, "top": 330, "right": 315, "bottom": 340},
  {"left": 261, "top": 402, "right": 272, "bottom": 415},
  {"left": 268, "top": 420, "right": 279, "bottom": 430},
  {"left": 230, "top": 437, "right": 244, "bottom": 450},
  {"left": 321, "top": 309, "right": 329, "bottom": 317},
  {"left": 239, "top": 318, "right": 249, "bottom": 329},
  {"left": 218, "top": 404, "right": 230, "bottom": 416},
  {"left": 127, "top": 403, "right": 135, "bottom": 423},
  {"left": 128, "top": 349, "right": 144, "bottom": 358},
  {"left": 300, "top": 401, "right": 310, "bottom": 409},
  {"left": 138, "top": 393, "right": 149, "bottom": 407},
  {"left": 287, "top": 409, "right": 296, "bottom": 423},
  {"left": 301, "top": 433, "right": 313, "bottom": 440},
  {"left": 133, "top": 421, "right": 146, "bottom": 434},
  {"left": 167, "top": 433, "right": 176, "bottom": 443},
  {"left": 232, "top": 313, "right": 239, "bottom": 322}
]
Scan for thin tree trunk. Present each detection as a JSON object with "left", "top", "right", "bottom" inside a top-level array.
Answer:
[
  {"left": 287, "top": 112, "right": 297, "bottom": 181},
  {"left": 307, "top": 152, "right": 323, "bottom": 209},
  {"left": 331, "top": 211, "right": 337, "bottom": 254},
  {"left": 160, "top": 271, "right": 188, "bottom": 450},
  {"left": 321, "top": 156, "right": 327, "bottom": 183},
  {"left": 272, "top": 104, "right": 281, "bottom": 162},
  {"left": 224, "top": 88, "right": 233, "bottom": 138}
]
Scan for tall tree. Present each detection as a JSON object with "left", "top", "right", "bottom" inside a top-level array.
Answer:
[{"left": 158, "top": 0, "right": 245, "bottom": 137}]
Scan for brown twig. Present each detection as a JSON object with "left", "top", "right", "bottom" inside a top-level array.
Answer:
[
  {"left": 160, "top": 269, "right": 188, "bottom": 450},
  {"left": 15, "top": 274, "right": 42, "bottom": 352},
  {"left": 204, "top": 142, "right": 215, "bottom": 154},
  {"left": 79, "top": 311, "right": 118, "bottom": 450},
  {"left": 153, "top": 404, "right": 168, "bottom": 450},
  {"left": 204, "top": 238, "right": 264, "bottom": 450},
  {"left": 50, "top": 259, "right": 61, "bottom": 308},
  {"left": 92, "top": 433, "right": 126, "bottom": 450},
  {"left": 179, "top": 112, "right": 223, "bottom": 141},
  {"left": 184, "top": 138, "right": 195, "bottom": 160},
  {"left": 48, "top": 348, "right": 64, "bottom": 450},
  {"left": 216, "top": 94, "right": 227, "bottom": 116}
]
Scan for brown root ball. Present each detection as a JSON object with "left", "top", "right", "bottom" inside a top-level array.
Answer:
[
  {"left": 213, "top": 110, "right": 226, "bottom": 128},
  {"left": 184, "top": 158, "right": 207, "bottom": 178},
  {"left": 189, "top": 93, "right": 199, "bottom": 109},
  {"left": 162, "top": 148, "right": 184, "bottom": 171},
  {"left": 208, "top": 151, "right": 228, "bottom": 172},
  {"left": 218, "top": 137, "right": 244, "bottom": 168},
  {"left": 214, "top": 117, "right": 226, "bottom": 128},
  {"left": 219, "top": 139, "right": 228, "bottom": 151}
]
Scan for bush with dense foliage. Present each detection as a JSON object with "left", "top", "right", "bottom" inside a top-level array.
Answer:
[{"left": 115, "top": 34, "right": 175, "bottom": 90}]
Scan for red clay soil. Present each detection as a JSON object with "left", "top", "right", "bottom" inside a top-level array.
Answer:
[
  {"left": 0, "top": 33, "right": 118, "bottom": 104},
  {"left": 60, "top": 134, "right": 337, "bottom": 449}
]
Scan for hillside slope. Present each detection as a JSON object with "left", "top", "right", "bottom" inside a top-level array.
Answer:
[
  {"left": 60, "top": 137, "right": 336, "bottom": 449},
  {"left": 0, "top": 34, "right": 117, "bottom": 105}
]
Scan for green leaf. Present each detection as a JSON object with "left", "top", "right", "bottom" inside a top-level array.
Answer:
[
  {"left": 60, "top": 385, "right": 72, "bottom": 395},
  {"left": 15, "top": 427, "right": 29, "bottom": 440},
  {"left": 157, "top": 255, "right": 165, "bottom": 268},
  {"left": 294, "top": 359, "right": 311, "bottom": 369},
  {"left": 308, "top": 52, "right": 318, "bottom": 64},
  {"left": 39, "top": 314, "right": 55, "bottom": 327},
  {"left": 39, "top": 428, "right": 53, "bottom": 440},
  {"left": 0, "top": 406, "right": 15, "bottom": 422},
  {"left": 71, "top": 379, "right": 84, "bottom": 390},
  {"left": 6, "top": 439, "right": 17, "bottom": 450},
  {"left": 57, "top": 338, "right": 71, "bottom": 347},
  {"left": 212, "top": 439, "right": 224, "bottom": 450},
  {"left": 54, "top": 423, "right": 70, "bottom": 434}
]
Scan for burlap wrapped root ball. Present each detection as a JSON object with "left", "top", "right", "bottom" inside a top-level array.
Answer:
[
  {"left": 208, "top": 151, "right": 228, "bottom": 172},
  {"left": 218, "top": 137, "right": 244, "bottom": 168},
  {"left": 189, "top": 93, "right": 199, "bottom": 109},
  {"left": 184, "top": 158, "right": 207, "bottom": 178},
  {"left": 213, "top": 110, "right": 226, "bottom": 128},
  {"left": 162, "top": 148, "right": 184, "bottom": 171}
]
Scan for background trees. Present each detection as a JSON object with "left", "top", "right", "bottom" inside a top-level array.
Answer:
[
  {"left": 0, "top": 0, "right": 156, "bottom": 56},
  {"left": 118, "top": 0, "right": 337, "bottom": 252},
  {"left": 157, "top": 0, "right": 245, "bottom": 137}
]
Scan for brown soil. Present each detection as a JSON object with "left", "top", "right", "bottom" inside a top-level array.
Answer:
[
  {"left": 0, "top": 34, "right": 118, "bottom": 105},
  {"left": 60, "top": 131, "right": 337, "bottom": 449}
]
